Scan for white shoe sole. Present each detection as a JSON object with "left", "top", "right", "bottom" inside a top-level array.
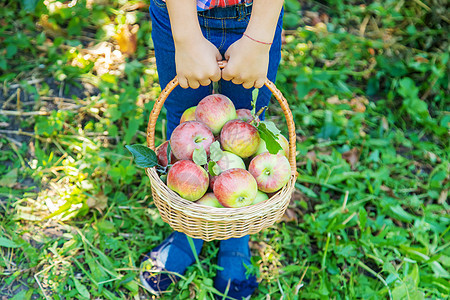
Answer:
[{"left": 139, "top": 271, "right": 161, "bottom": 296}]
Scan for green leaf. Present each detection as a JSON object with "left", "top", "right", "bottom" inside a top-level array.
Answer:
[
  {"left": 335, "top": 245, "right": 357, "bottom": 258},
  {"left": 208, "top": 161, "right": 221, "bottom": 177},
  {"left": 431, "top": 261, "right": 450, "bottom": 279},
  {"left": 260, "top": 121, "right": 281, "bottom": 136},
  {"left": 258, "top": 122, "right": 282, "bottom": 155},
  {"left": 251, "top": 89, "right": 259, "bottom": 115},
  {"left": 10, "top": 290, "right": 27, "bottom": 300},
  {"left": 125, "top": 145, "right": 158, "bottom": 168},
  {"left": 359, "top": 207, "right": 367, "bottom": 230},
  {"left": 389, "top": 205, "right": 416, "bottom": 222},
  {"left": 0, "top": 237, "right": 19, "bottom": 248},
  {"left": 209, "top": 141, "right": 223, "bottom": 162},
  {"left": 124, "top": 116, "right": 142, "bottom": 144},
  {"left": 0, "top": 168, "right": 18, "bottom": 187},
  {"left": 193, "top": 147, "right": 207, "bottom": 166},
  {"left": 74, "top": 277, "right": 91, "bottom": 299},
  {"left": 95, "top": 220, "right": 116, "bottom": 234},
  {"left": 22, "top": 0, "right": 39, "bottom": 12}
]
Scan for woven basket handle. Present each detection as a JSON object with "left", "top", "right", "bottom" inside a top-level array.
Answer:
[{"left": 146, "top": 61, "right": 297, "bottom": 176}]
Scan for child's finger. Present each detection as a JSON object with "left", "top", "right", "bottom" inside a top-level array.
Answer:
[
  {"left": 221, "top": 65, "right": 235, "bottom": 81},
  {"left": 255, "top": 78, "right": 265, "bottom": 89},
  {"left": 199, "top": 79, "right": 211, "bottom": 86},
  {"left": 242, "top": 80, "right": 255, "bottom": 89},
  {"left": 188, "top": 78, "right": 200, "bottom": 89},
  {"left": 216, "top": 51, "right": 223, "bottom": 62},
  {"left": 210, "top": 69, "right": 221, "bottom": 82},
  {"left": 231, "top": 77, "right": 244, "bottom": 85},
  {"left": 178, "top": 76, "right": 189, "bottom": 89}
]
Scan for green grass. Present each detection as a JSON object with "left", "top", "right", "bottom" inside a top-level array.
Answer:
[{"left": 0, "top": 0, "right": 449, "bottom": 299}]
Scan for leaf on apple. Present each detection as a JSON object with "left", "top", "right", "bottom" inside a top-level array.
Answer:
[
  {"left": 193, "top": 147, "right": 208, "bottom": 166},
  {"left": 208, "top": 161, "right": 222, "bottom": 177},
  {"left": 261, "top": 121, "right": 281, "bottom": 136},
  {"left": 257, "top": 122, "right": 282, "bottom": 155},
  {"left": 209, "top": 141, "right": 224, "bottom": 162},
  {"left": 125, "top": 144, "right": 159, "bottom": 168},
  {"left": 166, "top": 141, "right": 172, "bottom": 165}
]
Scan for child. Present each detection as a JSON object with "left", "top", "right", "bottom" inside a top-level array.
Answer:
[{"left": 140, "top": 0, "right": 284, "bottom": 298}]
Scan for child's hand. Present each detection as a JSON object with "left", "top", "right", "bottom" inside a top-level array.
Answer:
[
  {"left": 221, "top": 36, "right": 270, "bottom": 89},
  {"left": 175, "top": 36, "right": 222, "bottom": 89},
  {"left": 166, "top": 0, "right": 222, "bottom": 89}
]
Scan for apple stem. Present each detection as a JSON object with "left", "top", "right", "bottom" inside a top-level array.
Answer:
[
  {"left": 264, "top": 168, "right": 271, "bottom": 176},
  {"left": 195, "top": 137, "right": 207, "bottom": 143}
]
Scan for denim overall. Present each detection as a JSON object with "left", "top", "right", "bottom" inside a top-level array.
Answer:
[{"left": 149, "top": 0, "right": 284, "bottom": 137}]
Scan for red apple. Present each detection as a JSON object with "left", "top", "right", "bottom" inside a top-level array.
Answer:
[
  {"left": 209, "top": 151, "right": 246, "bottom": 188},
  {"left": 252, "top": 190, "right": 269, "bottom": 205},
  {"left": 220, "top": 120, "right": 260, "bottom": 158},
  {"left": 196, "top": 192, "right": 224, "bottom": 208},
  {"left": 170, "top": 121, "right": 215, "bottom": 160},
  {"left": 213, "top": 168, "right": 257, "bottom": 208},
  {"left": 167, "top": 160, "right": 209, "bottom": 201},
  {"left": 195, "top": 94, "right": 237, "bottom": 135},
  {"left": 180, "top": 106, "right": 196, "bottom": 124},
  {"left": 236, "top": 108, "right": 259, "bottom": 124},
  {"left": 248, "top": 152, "right": 291, "bottom": 193},
  {"left": 255, "top": 134, "right": 289, "bottom": 158},
  {"left": 156, "top": 141, "right": 177, "bottom": 167}
]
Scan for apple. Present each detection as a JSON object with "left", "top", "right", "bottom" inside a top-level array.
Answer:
[
  {"left": 255, "top": 134, "right": 289, "bottom": 158},
  {"left": 196, "top": 192, "right": 224, "bottom": 208},
  {"left": 252, "top": 190, "right": 269, "bottom": 205},
  {"left": 209, "top": 151, "right": 246, "bottom": 188},
  {"left": 220, "top": 119, "right": 260, "bottom": 158},
  {"left": 213, "top": 168, "right": 257, "bottom": 208},
  {"left": 195, "top": 94, "right": 237, "bottom": 135},
  {"left": 156, "top": 141, "right": 177, "bottom": 167},
  {"left": 180, "top": 106, "right": 196, "bottom": 124},
  {"left": 167, "top": 160, "right": 209, "bottom": 201},
  {"left": 170, "top": 121, "right": 215, "bottom": 160},
  {"left": 235, "top": 109, "right": 254, "bottom": 123},
  {"left": 248, "top": 152, "right": 291, "bottom": 193}
]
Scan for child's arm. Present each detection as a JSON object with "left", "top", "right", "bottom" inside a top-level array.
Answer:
[
  {"left": 222, "top": 0, "right": 284, "bottom": 89},
  {"left": 166, "top": 0, "right": 222, "bottom": 89}
]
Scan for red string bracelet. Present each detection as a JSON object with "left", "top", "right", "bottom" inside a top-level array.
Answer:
[{"left": 243, "top": 33, "right": 272, "bottom": 45}]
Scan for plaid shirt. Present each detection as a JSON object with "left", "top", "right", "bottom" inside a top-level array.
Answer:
[{"left": 197, "top": 0, "right": 253, "bottom": 10}]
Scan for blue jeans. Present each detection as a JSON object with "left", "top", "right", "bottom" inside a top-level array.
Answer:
[{"left": 149, "top": 0, "right": 283, "bottom": 137}]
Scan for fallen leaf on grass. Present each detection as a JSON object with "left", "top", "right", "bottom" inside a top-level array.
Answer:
[
  {"left": 414, "top": 56, "right": 429, "bottom": 63},
  {"left": 115, "top": 25, "right": 139, "bottom": 56},
  {"left": 380, "top": 185, "right": 398, "bottom": 198},
  {"left": 381, "top": 116, "right": 389, "bottom": 131},
  {"left": 326, "top": 95, "right": 343, "bottom": 105},
  {"left": 279, "top": 208, "right": 298, "bottom": 223},
  {"left": 87, "top": 192, "right": 108, "bottom": 212},
  {"left": 306, "top": 151, "right": 317, "bottom": 162},
  {"left": 438, "top": 189, "right": 448, "bottom": 204},
  {"left": 350, "top": 96, "right": 369, "bottom": 113},
  {"left": 304, "top": 11, "right": 321, "bottom": 25},
  {"left": 121, "top": 1, "right": 149, "bottom": 11},
  {"left": 342, "top": 148, "right": 360, "bottom": 169},
  {"left": 38, "top": 15, "right": 67, "bottom": 38}
]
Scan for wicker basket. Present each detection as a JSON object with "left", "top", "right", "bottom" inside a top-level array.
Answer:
[{"left": 145, "top": 67, "right": 297, "bottom": 241}]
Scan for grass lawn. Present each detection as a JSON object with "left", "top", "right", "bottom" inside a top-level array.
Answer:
[{"left": 0, "top": 0, "right": 449, "bottom": 299}]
